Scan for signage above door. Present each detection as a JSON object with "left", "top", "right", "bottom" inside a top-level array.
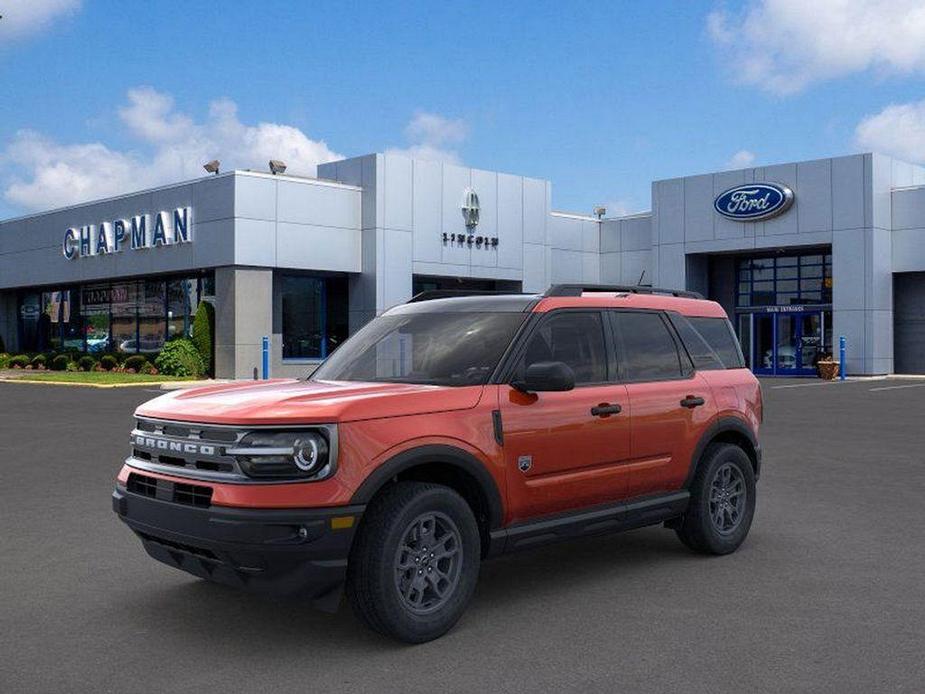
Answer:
[{"left": 714, "top": 183, "right": 794, "bottom": 222}]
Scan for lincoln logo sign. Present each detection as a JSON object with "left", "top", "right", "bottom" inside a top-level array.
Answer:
[
  {"left": 63, "top": 207, "right": 192, "bottom": 259},
  {"left": 714, "top": 183, "right": 794, "bottom": 221}
]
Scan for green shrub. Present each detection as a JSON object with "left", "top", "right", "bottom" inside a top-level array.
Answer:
[
  {"left": 100, "top": 354, "right": 118, "bottom": 371},
  {"left": 155, "top": 338, "right": 203, "bottom": 377},
  {"left": 66, "top": 360, "right": 79, "bottom": 372},
  {"left": 9, "top": 354, "right": 30, "bottom": 369},
  {"left": 0, "top": 353, "right": 9, "bottom": 369},
  {"left": 192, "top": 300, "right": 215, "bottom": 376},
  {"left": 50, "top": 354, "right": 70, "bottom": 371},
  {"left": 78, "top": 356, "right": 97, "bottom": 372},
  {"left": 31, "top": 354, "right": 47, "bottom": 369},
  {"left": 124, "top": 355, "right": 149, "bottom": 372}
]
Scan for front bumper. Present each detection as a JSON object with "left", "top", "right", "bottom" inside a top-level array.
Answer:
[{"left": 112, "top": 485, "right": 364, "bottom": 611}]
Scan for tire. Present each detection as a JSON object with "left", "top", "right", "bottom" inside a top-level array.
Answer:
[
  {"left": 346, "top": 481, "right": 480, "bottom": 643},
  {"left": 675, "top": 443, "right": 756, "bottom": 555}
]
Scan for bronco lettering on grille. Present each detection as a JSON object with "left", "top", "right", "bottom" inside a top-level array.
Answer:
[{"left": 133, "top": 435, "right": 216, "bottom": 456}]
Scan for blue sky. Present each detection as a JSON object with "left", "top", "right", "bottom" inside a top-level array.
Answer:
[{"left": 2, "top": 0, "right": 925, "bottom": 220}]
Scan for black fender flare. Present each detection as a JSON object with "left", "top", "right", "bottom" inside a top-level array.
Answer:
[
  {"left": 350, "top": 444, "right": 504, "bottom": 530},
  {"left": 684, "top": 416, "right": 760, "bottom": 488}
]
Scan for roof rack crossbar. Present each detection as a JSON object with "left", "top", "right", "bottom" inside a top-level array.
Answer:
[
  {"left": 407, "top": 289, "right": 528, "bottom": 303},
  {"left": 543, "top": 284, "right": 704, "bottom": 300}
]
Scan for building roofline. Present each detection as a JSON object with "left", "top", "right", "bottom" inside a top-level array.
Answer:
[{"left": 0, "top": 169, "right": 360, "bottom": 225}]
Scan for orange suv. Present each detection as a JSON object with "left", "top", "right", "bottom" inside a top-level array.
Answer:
[{"left": 113, "top": 285, "right": 762, "bottom": 643}]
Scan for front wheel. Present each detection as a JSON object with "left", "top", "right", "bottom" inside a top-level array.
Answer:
[
  {"left": 675, "top": 443, "right": 756, "bottom": 555},
  {"left": 346, "top": 481, "right": 480, "bottom": 643}
]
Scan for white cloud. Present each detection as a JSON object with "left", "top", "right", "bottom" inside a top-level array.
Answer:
[
  {"left": 707, "top": 0, "right": 925, "bottom": 94},
  {"left": 1, "top": 86, "right": 343, "bottom": 211},
  {"left": 386, "top": 111, "right": 467, "bottom": 163},
  {"left": 726, "top": 149, "right": 756, "bottom": 169},
  {"left": 0, "top": 0, "right": 80, "bottom": 39},
  {"left": 855, "top": 99, "right": 925, "bottom": 162}
]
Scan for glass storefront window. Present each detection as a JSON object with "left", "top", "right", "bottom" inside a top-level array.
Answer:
[
  {"left": 167, "top": 279, "right": 196, "bottom": 340},
  {"left": 61, "top": 289, "right": 83, "bottom": 351},
  {"left": 41, "top": 291, "right": 64, "bottom": 351},
  {"left": 138, "top": 280, "right": 166, "bottom": 353},
  {"left": 737, "top": 251, "right": 832, "bottom": 308},
  {"left": 281, "top": 276, "right": 325, "bottom": 359},
  {"left": 111, "top": 282, "right": 138, "bottom": 353},
  {"left": 17, "top": 272, "right": 212, "bottom": 355},
  {"left": 280, "top": 274, "right": 348, "bottom": 360},
  {"left": 82, "top": 284, "right": 111, "bottom": 353}
]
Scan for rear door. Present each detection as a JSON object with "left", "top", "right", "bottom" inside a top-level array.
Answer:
[
  {"left": 610, "top": 310, "right": 715, "bottom": 499},
  {"left": 500, "top": 309, "right": 632, "bottom": 521}
]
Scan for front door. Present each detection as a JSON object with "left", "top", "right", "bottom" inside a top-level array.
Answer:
[
  {"left": 500, "top": 310, "right": 632, "bottom": 522},
  {"left": 748, "top": 310, "right": 824, "bottom": 376}
]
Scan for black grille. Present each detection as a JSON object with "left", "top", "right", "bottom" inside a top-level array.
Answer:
[
  {"left": 127, "top": 473, "right": 157, "bottom": 498},
  {"left": 125, "top": 473, "right": 213, "bottom": 508},
  {"left": 174, "top": 482, "right": 212, "bottom": 508}
]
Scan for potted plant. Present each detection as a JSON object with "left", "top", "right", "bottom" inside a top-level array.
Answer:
[{"left": 816, "top": 352, "right": 839, "bottom": 380}]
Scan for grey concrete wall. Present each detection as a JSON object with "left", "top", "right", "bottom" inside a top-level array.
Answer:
[
  {"left": 320, "top": 154, "right": 600, "bottom": 317},
  {"left": 600, "top": 214, "right": 653, "bottom": 285},
  {"left": 213, "top": 266, "right": 273, "bottom": 380},
  {"left": 891, "top": 184, "right": 925, "bottom": 272}
]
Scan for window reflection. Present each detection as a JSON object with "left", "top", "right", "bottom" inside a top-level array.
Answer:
[{"left": 17, "top": 273, "right": 211, "bottom": 354}]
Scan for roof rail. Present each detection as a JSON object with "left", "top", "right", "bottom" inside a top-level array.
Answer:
[
  {"left": 407, "top": 289, "right": 527, "bottom": 303},
  {"left": 543, "top": 284, "right": 704, "bottom": 300}
]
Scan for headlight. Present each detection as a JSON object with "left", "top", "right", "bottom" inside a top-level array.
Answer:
[{"left": 229, "top": 430, "right": 332, "bottom": 480}]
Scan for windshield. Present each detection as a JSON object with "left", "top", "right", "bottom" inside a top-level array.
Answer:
[{"left": 311, "top": 311, "right": 527, "bottom": 386}]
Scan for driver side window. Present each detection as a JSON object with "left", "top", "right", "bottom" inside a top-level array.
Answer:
[{"left": 515, "top": 311, "right": 607, "bottom": 385}]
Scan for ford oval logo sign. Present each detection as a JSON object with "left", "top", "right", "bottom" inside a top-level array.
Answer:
[{"left": 714, "top": 183, "right": 794, "bottom": 221}]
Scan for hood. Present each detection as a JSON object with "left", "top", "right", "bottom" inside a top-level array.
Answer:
[{"left": 135, "top": 379, "right": 486, "bottom": 426}]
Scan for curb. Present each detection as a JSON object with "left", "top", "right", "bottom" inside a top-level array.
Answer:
[{"left": 0, "top": 378, "right": 208, "bottom": 390}]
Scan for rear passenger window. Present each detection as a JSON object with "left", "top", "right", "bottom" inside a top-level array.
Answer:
[
  {"left": 688, "top": 317, "right": 746, "bottom": 369},
  {"left": 516, "top": 311, "right": 607, "bottom": 385},
  {"left": 670, "top": 315, "right": 725, "bottom": 370},
  {"left": 614, "top": 312, "right": 685, "bottom": 381}
]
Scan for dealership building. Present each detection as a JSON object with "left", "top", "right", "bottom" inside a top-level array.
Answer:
[{"left": 2, "top": 151, "right": 925, "bottom": 378}]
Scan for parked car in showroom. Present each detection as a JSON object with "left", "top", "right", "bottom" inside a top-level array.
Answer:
[{"left": 113, "top": 285, "right": 762, "bottom": 643}]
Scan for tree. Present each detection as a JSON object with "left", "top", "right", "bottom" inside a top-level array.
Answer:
[{"left": 192, "top": 300, "right": 215, "bottom": 377}]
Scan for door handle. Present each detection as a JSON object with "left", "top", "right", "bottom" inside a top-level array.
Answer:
[
  {"left": 590, "top": 403, "right": 622, "bottom": 417},
  {"left": 680, "top": 395, "right": 705, "bottom": 409}
]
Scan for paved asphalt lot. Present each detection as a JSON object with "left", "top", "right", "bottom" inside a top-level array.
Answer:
[{"left": 2, "top": 379, "right": 925, "bottom": 693}]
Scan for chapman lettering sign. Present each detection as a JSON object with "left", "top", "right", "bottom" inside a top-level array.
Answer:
[
  {"left": 63, "top": 207, "right": 192, "bottom": 259},
  {"left": 714, "top": 183, "right": 793, "bottom": 222}
]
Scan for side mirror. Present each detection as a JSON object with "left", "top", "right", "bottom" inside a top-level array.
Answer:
[{"left": 515, "top": 361, "right": 575, "bottom": 393}]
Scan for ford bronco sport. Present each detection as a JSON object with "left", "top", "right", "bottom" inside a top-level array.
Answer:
[{"left": 113, "top": 284, "right": 762, "bottom": 643}]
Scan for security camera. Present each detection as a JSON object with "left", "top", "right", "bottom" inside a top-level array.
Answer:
[{"left": 269, "top": 160, "right": 287, "bottom": 175}]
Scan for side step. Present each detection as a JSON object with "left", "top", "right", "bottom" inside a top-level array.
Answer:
[{"left": 488, "top": 491, "right": 689, "bottom": 555}]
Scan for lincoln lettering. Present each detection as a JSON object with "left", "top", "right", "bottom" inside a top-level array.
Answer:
[{"left": 63, "top": 207, "right": 192, "bottom": 260}]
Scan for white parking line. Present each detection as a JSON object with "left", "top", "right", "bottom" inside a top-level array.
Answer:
[
  {"left": 868, "top": 383, "right": 925, "bottom": 392},
  {"left": 770, "top": 381, "right": 843, "bottom": 389}
]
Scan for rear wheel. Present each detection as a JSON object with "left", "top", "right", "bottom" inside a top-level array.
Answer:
[
  {"left": 675, "top": 443, "right": 756, "bottom": 555},
  {"left": 346, "top": 481, "right": 480, "bottom": 643}
]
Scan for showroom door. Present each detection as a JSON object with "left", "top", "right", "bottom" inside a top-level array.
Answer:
[{"left": 749, "top": 310, "right": 823, "bottom": 376}]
